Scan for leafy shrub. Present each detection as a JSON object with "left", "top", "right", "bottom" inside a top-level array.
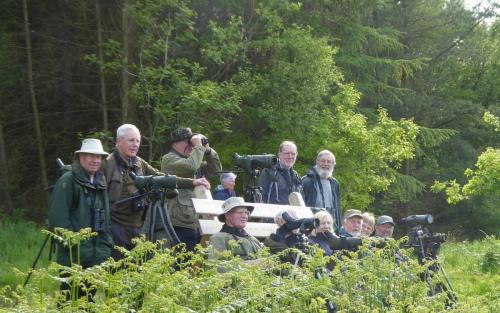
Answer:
[{"left": 1, "top": 228, "right": 499, "bottom": 312}]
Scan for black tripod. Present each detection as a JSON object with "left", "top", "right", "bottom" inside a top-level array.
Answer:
[
  {"left": 414, "top": 229, "right": 457, "bottom": 304},
  {"left": 141, "top": 189, "right": 180, "bottom": 247},
  {"left": 242, "top": 169, "right": 263, "bottom": 203},
  {"left": 113, "top": 187, "right": 180, "bottom": 247}
]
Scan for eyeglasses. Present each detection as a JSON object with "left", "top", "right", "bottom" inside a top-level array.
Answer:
[{"left": 231, "top": 209, "right": 250, "bottom": 216}]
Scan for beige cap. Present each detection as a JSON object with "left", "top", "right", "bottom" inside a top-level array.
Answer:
[{"left": 218, "top": 197, "right": 254, "bottom": 222}]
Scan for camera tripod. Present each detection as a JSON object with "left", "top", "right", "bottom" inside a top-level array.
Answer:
[
  {"left": 141, "top": 189, "right": 180, "bottom": 247},
  {"left": 242, "top": 169, "right": 264, "bottom": 203},
  {"left": 414, "top": 229, "right": 457, "bottom": 304}
]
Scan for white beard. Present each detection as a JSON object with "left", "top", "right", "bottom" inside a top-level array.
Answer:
[{"left": 315, "top": 166, "right": 333, "bottom": 179}]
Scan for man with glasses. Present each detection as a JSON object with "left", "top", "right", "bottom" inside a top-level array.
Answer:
[
  {"left": 258, "top": 141, "right": 303, "bottom": 204},
  {"left": 208, "top": 197, "right": 262, "bottom": 260}
]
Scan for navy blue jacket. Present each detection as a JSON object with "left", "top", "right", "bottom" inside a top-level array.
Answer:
[{"left": 302, "top": 168, "right": 342, "bottom": 232}]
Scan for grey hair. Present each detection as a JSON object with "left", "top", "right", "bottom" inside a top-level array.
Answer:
[
  {"left": 316, "top": 149, "right": 336, "bottom": 164},
  {"left": 279, "top": 140, "right": 297, "bottom": 153},
  {"left": 362, "top": 212, "right": 375, "bottom": 226},
  {"left": 116, "top": 124, "right": 140, "bottom": 139},
  {"left": 274, "top": 207, "right": 298, "bottom": 224},
  {"left": 220, "top": 172, "right": 237, "bottom": 184}
]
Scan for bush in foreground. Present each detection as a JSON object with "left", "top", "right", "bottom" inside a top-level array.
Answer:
[{"left": 0, "top": 225, "right": 498, "bottom": 312}]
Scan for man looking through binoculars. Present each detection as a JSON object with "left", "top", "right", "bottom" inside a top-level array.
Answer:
[{"left": 162, "top": 127, "right": 222, "bottom": 251}]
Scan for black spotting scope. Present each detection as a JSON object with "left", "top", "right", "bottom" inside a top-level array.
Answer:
[{"left": 232, "top": 153, "right": 277, "bottom": 173}]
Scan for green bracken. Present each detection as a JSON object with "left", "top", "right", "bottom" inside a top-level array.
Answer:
[{"left": 1, "top": 222, "right": 499, "bottom": 312}]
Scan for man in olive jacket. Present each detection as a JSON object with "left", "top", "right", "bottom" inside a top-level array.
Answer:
[
  {"left": 161, "top": 127, "right": 222, "bottom": 251},
  {"left": 208, "top": 197, "right": 262, "bottom": 260},
  {"left": 48, "top": 138, "right": 113, "bottom": 268},
  {"left": 101, "top": 124, "right": 209, "bottom": 259}
]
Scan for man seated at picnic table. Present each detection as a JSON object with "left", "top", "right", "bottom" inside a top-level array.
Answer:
[{"left": 208, "top": 197, "right": 262, "bottom": 260}]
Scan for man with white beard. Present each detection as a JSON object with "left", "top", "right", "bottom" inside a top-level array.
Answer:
[
  {"left": 302, "top": 150, "right": 342, "bottom": 234},
  {"left": 340, "top": 209, "right": 363, "bottom": 237}
]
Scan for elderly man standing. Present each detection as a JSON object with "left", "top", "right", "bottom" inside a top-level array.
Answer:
[
  {"left": 49, "top": 138, "right": 112, "bottom": 267},
  {"left": 101, "top": 124, "right": 209, "bottom": 259},
  {"left": 374, "top": 215, "right": 395, "bottom": 238},
  {"left": 302, "top": 150, "right": 342, "bottom": 233},
  {"left": 162, "top": 127, "right": 222, "bottom": 251},
  {"left": 258, "top": 141, "right": 303, "bottom": 204},
  {"left": 339, "top": 209, "right": 363, "bottom": 237},
  {"left": 48, "top": 139, "right": 112, "bottom": 298},
  {"left": 208, "top": 197, "right": 262, "bottom": 260}
]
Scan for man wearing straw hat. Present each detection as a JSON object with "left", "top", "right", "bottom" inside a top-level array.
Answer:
[
  {"left": 208, "top": 197, "right": 262, "bottom": 260},
  {"left": 48, "top": 138, "right": 113, "bottom": 298}
]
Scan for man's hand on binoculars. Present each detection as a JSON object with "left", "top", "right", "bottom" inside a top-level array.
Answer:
[
  {"left": 190, "top": 134, "right": 204, "bottom": 147},
  {"left": 193, "top": 177, "right": 210, "bottom": 189}
]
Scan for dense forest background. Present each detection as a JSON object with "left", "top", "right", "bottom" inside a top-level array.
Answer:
[{"left": 0, "top": 0, "right": 498, "bottom": 238}]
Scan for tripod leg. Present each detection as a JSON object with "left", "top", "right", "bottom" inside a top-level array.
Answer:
[
  {"left": 24, "top": 233, "right": 50, "bottom": 288},
  {"left": 148, "top": 201, "right": 157, "bottom": 241},
  {"left": 158, "top": 201, "right": 180, "bottom": 246}
]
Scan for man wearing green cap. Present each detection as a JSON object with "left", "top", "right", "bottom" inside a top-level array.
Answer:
[{"left": 162, "top": 127, "right": 222, "bottom": 251}]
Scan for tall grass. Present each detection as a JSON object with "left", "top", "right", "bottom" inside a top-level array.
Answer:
[
  {"left": 441, "top": 236, "right": 500, "bottom": 311},
  {"left": 0, "top": 219, "right": 51, "bottom": 287},
  {"left": 0, "top": 219, "right": 498, "bottom": 312}
]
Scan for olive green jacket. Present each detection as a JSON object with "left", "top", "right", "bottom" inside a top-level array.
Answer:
[
  {"left": 48, "top": 161, "right": 113, "bottom": 267},
  {"left": 208, "top": 228, "right": 262, "bottom": 260},
  {"left": 161, "top": 146, "right": 221, "bottom": 229},
  {"left": 101, "top": 150, "right": 193, "bottom": 228}
]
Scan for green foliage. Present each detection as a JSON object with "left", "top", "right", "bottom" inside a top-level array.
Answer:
[
  {"left": 1, "top": 223, "right": 500, "bottom": 311},
  {"left": 0, "top": 234, "right": 452, "bottom": 311},
  {"left": 123, "top": 0, "right": 242, "bottom": 154},
  {"left": 2, "top": 0, "right": 499, "bottom": 238},
  {"left": 302, "top": 86, "right": 418, "bottom": 209}
]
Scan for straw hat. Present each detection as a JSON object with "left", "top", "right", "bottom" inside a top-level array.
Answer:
[{"left": 74, "top": 139, "right": 109, "bottom": 156}]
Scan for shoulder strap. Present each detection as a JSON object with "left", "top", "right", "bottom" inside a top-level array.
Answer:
[{"left": 265, "top": 168, "right": 278, "bottom": 182}]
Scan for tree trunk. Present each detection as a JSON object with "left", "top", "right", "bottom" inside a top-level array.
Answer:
[
  {"left": 0, "top": 123, "right": 14, "bottom": 215},
  {"left": 121, "top": 0, "right": 132, "bottom": 122},
  {"left": 23, "top": 0, "right": 49, "bottom": 207},
  {"left": 96, "top": 0, "right": 109, "bottom": 144}
]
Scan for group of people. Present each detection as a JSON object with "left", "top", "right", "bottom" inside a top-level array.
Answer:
[
  {"left": 208, "top": 197, "right": 395, "bottom": 260},
  {"left": 48, "top": 123, "right": 396, "bottom": 296},
  {"left": 48, "top": 124, "right": 217, "bottom": 267}
]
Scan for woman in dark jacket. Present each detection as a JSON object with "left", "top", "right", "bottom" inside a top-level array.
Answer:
[
  {"left": 213, "top": 172, "right": 237, "bottom": 200},
  {"left": 308, "top": 211, "right": 335, "bottom": 256}
]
